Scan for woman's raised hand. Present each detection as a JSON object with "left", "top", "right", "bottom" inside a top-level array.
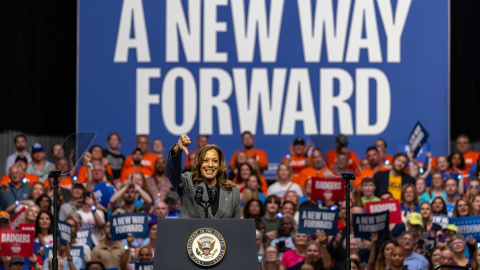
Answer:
[{"left": 176, "top": 134, "right": 192, "bottom": 155}]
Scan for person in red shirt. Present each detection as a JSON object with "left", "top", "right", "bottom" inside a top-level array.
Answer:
[
  {"left": 229, "top": 131, "right": 268, "bottom": 173},
  {"left": 122, "top": 135, "right": 158, "bottom": 176},
  {"left": 282, "top": 137, "right": 312, "bottom": 184},
  {"left": 184, "top": 135, "right": 209, "bottom": 170},
  {"left": 375, "top": 138, "right": 393, "bottom": 167},
  {"left": 456, "top": 134, "right": 480, "bottom": 171},
  {"left": 325, "top": 134, "right": 361, "bottom": 173}
]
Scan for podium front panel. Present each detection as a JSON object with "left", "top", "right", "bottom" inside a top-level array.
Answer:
[{"left": 154, "top": 219, "right": 258, "bottom": 269}]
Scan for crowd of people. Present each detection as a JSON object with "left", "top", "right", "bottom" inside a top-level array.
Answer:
[{"left": 1, "top": 132, "right": 480, "bottom": 270}]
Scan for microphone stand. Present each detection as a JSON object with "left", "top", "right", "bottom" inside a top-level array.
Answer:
[
  {"left": 48, "top": 171, "right": 63, "bottom": 270},
  {"left": 195, "top": 194, "right": 216, "bottom": 218},
  {"left": 341, "top": 173, "right": 355, "bottom": 270}
]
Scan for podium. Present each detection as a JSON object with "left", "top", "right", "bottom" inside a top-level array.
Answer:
[{"left": 153, "top": 219, "right": 258, "bottom": 269}]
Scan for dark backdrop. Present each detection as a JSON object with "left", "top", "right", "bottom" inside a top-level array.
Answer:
[{"left": 1, "top": 1, "right": 478, "bottom": 140}]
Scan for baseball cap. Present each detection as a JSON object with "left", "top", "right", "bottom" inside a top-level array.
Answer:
[
  {"left": 10, "top": 258, "right": 25, "bottom": 266},
  {"left": 293, "top": 137, "right": 305, "bottom": 146},
  {"left": 0, "top": 211, "right": 10, "bottom": 220},
  {"left": 32, "top": 143, "right": 44, "bottom": 152},
  {"left": 407, "top": 212, "right": 422, "bottom": 226},
  {"left": 442, "top": 224, "right": 459, "bottom": 233}
]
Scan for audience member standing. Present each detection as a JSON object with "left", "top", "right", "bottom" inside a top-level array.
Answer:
[{"left": 5, "top": 134, "right": 32, "bottom": 174}]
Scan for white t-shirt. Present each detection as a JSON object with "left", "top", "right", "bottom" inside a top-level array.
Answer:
[
  {"left": 267, "top": 182, "right": 303, "bottom": 199},
  {"left": 77, "top": 209, "right": 105, "bottom": 246}
]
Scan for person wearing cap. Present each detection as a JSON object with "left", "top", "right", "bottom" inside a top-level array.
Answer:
[
  {"left": 325, "top": 134, "right": 361, "bottom": 173},
  {"left": 9, "top": 257, "right": 26, "bottom": 270},
  {"left": 122, "top": 135, "right": 158, "bottom": 177},
  {"left": 0, "top": 165, "right": 32, "bottom": 212},
  {"left": 0, "top": 211, "right": 10, "bottom": 229},
  {"left": 58, "top": 182, "right": 85, "bottom": 221},
  {"left": 26, "top": 143, "right": 55, "bottom": 183},
  {"left": 399, "top": 231, "right": 428, "bottom": 270},
  {"left": 229, "top": 131, "right": 269, "bottom": 173},
  {"left": 5, "top": 134, "right": 32, "bottom": 174},
  {"left": 282, "top": 137, "right": 312, "bottom": 184},
  {"left": 391, "top": 212, "right": 423, "bottom": 238}
]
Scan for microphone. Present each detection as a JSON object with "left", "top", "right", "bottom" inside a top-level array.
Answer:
[
  {"left": 209, "top": 187, "right": 217, "bottom": 203},
  {"left": 195, "top": 186, "right": 204, "bottom": 204}
]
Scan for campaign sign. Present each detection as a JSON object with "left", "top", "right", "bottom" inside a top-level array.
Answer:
[
  {"left": 10, "top": 207, "right": 26, "bottom": 229},
  {"left": 135, "top": 262, "right": 153, "bottom": 270},
  {"left": 365, "top": 199, "right": 401, "bottom": 224},
  {"left": 110, "top": 213, "right": 149, "bottom": 241},
  {"left": 71, "top": 246, "right": 86, "bottom": 269},
  {"left": 94, "top": 182, "right": 116, "bottom": 207},
  {"left": 77, "top": 228, "right": 93, "bottom": 249},
  {"left": 19, "top": 223, "right": 36, "bottom": 232},
  {"left": 298, "top": 208, "right": 338, "bottom": 236},
  {"left": 0, "top": 229, "right": 35, "bottom": 257},
  {"left": 78, "top": 0, "right": 449, "bottom": 166},
  {"left": 311, "top": 177, "right": 345, "bottom": 202},
  {"left": 433, "top": 214, "right": 449, "bottom": 228},
  {"left": 448, "top": 216, "right": 480, "bottom": 240},
  {"left": 353, "top": 211, "right": 389, "bottom": 239},
  {"left": 58, "top": 221, "right": 72, "bottom": 245},
  {"left": 408, "top": 122, "right": 430, "bottom": 158}
]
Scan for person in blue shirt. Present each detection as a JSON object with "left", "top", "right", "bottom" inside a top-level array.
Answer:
[{"left": 399, "top": 231, "right": 428, "bottom": 270}]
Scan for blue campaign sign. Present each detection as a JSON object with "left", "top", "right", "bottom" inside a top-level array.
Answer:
[
  {"left": 408, "top": 122, "right": 429, "bottom": 158},
  {"left": 298, "top": 208, "right": 338, "bottom": 236},
  {"left": 58, "top": 221, "right": 72, "bottom": 246},
  {"left": 94, "top": 182, "right": 116, "bottom": 207},
  {"left": 110, "top": 213, "right": 149, "bottom": 241},
  {"left": 76, "top": 228, "right": 93, "bottom": 249},
  {"left": 432, "top": 214, "right": 449, "bottom": 228},
  {"left": 135, "top": 262, "right": 153, "bottom": 270},
  {"left": 78, "top": 0, "right": 449, "bottom": 162},
  {"left": 71, "top": 246, "right": 86, "bottom": 270},
  {"left": 449, "top": 216, "right": 480, "bottom": 240},
  {"left": 353, "top": 211, "right": 389, "bottom": 239}
]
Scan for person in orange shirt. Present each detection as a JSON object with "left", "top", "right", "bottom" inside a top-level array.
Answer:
[
  {"left": 76, "top": 145, "right": 113, "bottom": 184},
  {"left": 354, "top": 146, "right": 390, "bottom": 189},
  {"left": 43, "top": 157, "right": 73, "bottom": 189},
  {"left": 282, "top": 137, "right": 312, "bottom": 184},
  {"left": 121, "top": 148, "right": 152, "bottom": 181},
  {"left": 296, "top": 148, "right": 331, "bottom": 188},
  {"left": 0, "top": 156, "right": 39, "bottom": 185},
  {"left": 325, "top": 134, "right": 361, "bottom": 173},
  {"left": 122, "top": 135, "right": 158, "bottom": 176},
  {"left": 456, "top": 134, "right": 480, "bottom": 171},
  {"left": 184, "top": 135, "right": 209, "bottom": 170},
  {"left": 375, "top": 138, "right": 393, "bottom": 167},
  {"left": 229, "top": 131, "right": 268, "bottom": 173}
]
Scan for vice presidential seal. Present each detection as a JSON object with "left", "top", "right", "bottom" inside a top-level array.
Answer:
[{"left": 187, "top": 228, "right": 226, "bottom": 266}]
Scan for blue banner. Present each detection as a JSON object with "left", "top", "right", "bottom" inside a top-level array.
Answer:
[
  {"left": 71, "top": 246, "right": 86, "bottom": 270},
  {"left": 76, "top": 228, "right": 93, "bottom": 249},
  {"left": 408, "top": 122, "right": 430, "bottom": 158},
  {"left": 58, "top": 221, "right": 72, "bottom": 246},
  {"left": 298, "top": 208, "right": 338, "bottom": 236},
  {"left": 110, "top": 213, "right": 149, "bottom": 241},
  {"left": 353, "top": 211, "right": 389, "bottom": 239},
  {"left": 449, "top": 216, "right": 480, "bottom": 240},
  {"left": 135, "top": 262, "right": 153, "bottom": 270},
  {"left": 94, "top": 182, "right": 116, "bottom": 207},
  {"left": 78, "top": 0, "right": 449, "bottom": 163},
  {"left": 432, "top": 214, "right": 449, "bottom": 228}
]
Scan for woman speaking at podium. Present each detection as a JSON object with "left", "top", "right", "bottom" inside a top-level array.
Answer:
[{"left": 167, "top": 134, "right": 241, "bottom": 218}]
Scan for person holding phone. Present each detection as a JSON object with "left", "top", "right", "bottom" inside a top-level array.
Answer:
[{"left": 77, "top": 191, "right": 105, "bottom": 245}]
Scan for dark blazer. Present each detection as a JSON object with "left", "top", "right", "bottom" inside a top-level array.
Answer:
[
  {"left": 167, "top": 147, "right": 241, "bottom": 219},
  {"left": 373, "top": 170, "right": 415, "bottom": 197}
]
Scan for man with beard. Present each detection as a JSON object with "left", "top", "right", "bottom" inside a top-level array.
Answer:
[
  {"left": 354, "top": 146, "right": 390, "bottom": 189},
  {"left": 121, "top": 149, "right": 151, "bottom": 181},
  {"left": 146, "top": 157, "right": 173, "bottom": 202},
  {"left": 5, "top": 134, "right": 32, "bottom": 174},
  {"left": 400, "top": 231, "right": 428, "bottom": 270},
  {"left": 111, "top": 185, "right": 146, "bottom": 215},
  {"left": 26, "top": 143, "right": 55, "bottom": 183},
  {"left": 373, "top": 152, "right": 415, "bottom": 201},
  {"left": 91, "top": 220, "right": 125, "bottom": 269},
  {"left": 229, "top": 131, "right": 269, "bottom": 173}
]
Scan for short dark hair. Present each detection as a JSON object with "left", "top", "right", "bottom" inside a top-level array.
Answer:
[
  {"left": 241, "top": 131, "right": 253, "bottom": 138},
  {"left": 89, "top": 145, "right": 103, "bottom": 153},
  {"left": 132, "top": 148, "right": 143, "bottom": 155},
  {"left": 362, "top": 177, "right": 376, "bottom": 185},
  {"left": 392, "top": 152, "right": 409, "bottom": 163},
  {"left": 366, "top": 146, "right": 379, "bottom": 154},
  {"left": 14, "top": 134, "right": 27, "bottom": 144},
  {"left": 265, "top": 195, "right": 281, "bottom": 209},
  {"left": 376, "top": 138, "right": 387, "bottom": 148},
  {"left": 107, "top": 132, "right": 121, "bottom": 142}
]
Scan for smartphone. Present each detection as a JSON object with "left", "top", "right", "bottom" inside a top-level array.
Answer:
[
  {"left": 438, "top": 233, "right": 446, "bottom": 243},
  {"left": 83, "top": 191, "right": 91, "bottom": 204},
  {"left": 276, "top": 241, "right": 286, "bottom": 250}
]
